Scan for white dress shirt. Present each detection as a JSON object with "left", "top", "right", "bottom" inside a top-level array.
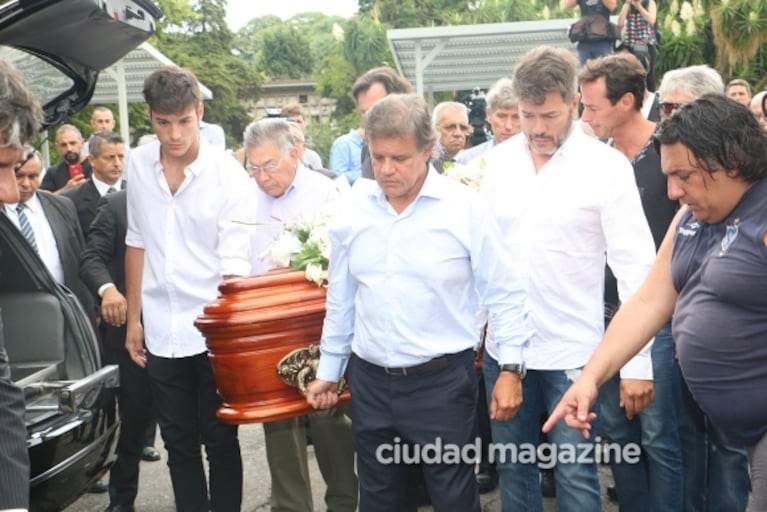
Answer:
[
  {"left": 251, "top": 164, "right": 338, "bottom": 275},
  {"left": 480, "top": 125, "right": 656, "bottom": 379},
  {"left": 4, "top": 194, "right": 65, "bottom": 284},
  {"left": 316, "top": 168, "right": 532, "bottom": 382},
  {"left": 125, "top": 140, "right": 255, "bottom": 358},
  {"left": 91, "top": 175, "right": 123, "bottom": 197}
]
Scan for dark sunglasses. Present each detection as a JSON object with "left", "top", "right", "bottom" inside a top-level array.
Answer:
[{"left": 659, "top": 101, "right": 685, "bottom": 117}]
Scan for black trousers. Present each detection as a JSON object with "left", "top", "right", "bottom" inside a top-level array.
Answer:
[
  {"left": 105, "top": 343, "right": 153, "bottom": 506},
  {"left": 147, "top": 351, "right": 242, "bottom": 512},
  {"left": 349, "top": 350, "right": 480, "bottom": 512}
]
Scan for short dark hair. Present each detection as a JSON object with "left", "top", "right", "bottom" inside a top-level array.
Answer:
[
  {"left": 0, "top": 58, "right": 43, "bottom": 148},
  {"left": 653, "top": 93, "right": 767, "bottom": 182},
  {"left": 352, "top": 67, "right": 412, "bottom": 102},
  {"left": 143, "top": 66, "right": 202, "bottom": 114},
  {"left": 579, "top": 53, "right": 646, "bottom": 111},
  {"left": 89, "top": 131, "right": 124, "bottom": 157},
  {"left": 364, "top": 94, "right": 437, "bottom": 152},
  {"left": 280, "top": 103, "right": 305, "bottom": 119}
]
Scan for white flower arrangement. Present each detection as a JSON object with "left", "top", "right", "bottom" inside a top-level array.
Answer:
[
  {"left": 259, "top": 212, "right": 332, "bottom": 286},
  {"left": 443, "top": 156, "right": 486, "bottom": 191}
]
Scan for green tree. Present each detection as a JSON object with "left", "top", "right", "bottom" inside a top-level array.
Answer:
[
  {"left": 147, "top": 0, "right": 259, "bottom": 147},
  {"left": 233, "top": 15, "right": 283, "bottom": 62},
  {"left": 710, "top": 0, "right": 767, "bottom": 81},
  {"left": 260, "top": 27, "right": 314, "bottom": 79},
  {"left": 343, "top": 17, "right": 392, "bottom": 75},
  {"left": 654, "top": 0, "right": 767, "bottom": 86}
]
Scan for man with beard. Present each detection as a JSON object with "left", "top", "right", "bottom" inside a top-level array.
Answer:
[
  {"left": 40, "top": 124, "right": 92, "bottom": 193},
  {"left": 479, "top": 46, "right": 656, "bottom": 511}
]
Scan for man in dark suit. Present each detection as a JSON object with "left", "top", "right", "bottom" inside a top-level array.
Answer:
[
  {"left": 0, "top": 56, "right": 44, "bottom": 512},
  {"left": 63, "top": 131, "right": 126, "bottom": 239},
  {"left": 40, "top": 124, "right": 93, "bottom": 194},
  {"left": 5, "top": 148, "right": 95, "bottom": 320},
  {"left": 80, "top": 190, "right": 156, "bottom": 512}
]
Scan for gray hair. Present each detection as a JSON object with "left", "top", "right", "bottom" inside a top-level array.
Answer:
[
  {"left": 511, "top": 46, "right": 579, "bottom": 105},
  {"left": 485, "top": 77, "right": 517, "bottom": 112},
  {"left": 243, "top": 118, "right": 297, "bottom": 154},
  {"left": 91, "top": 106, "right": 114, "bottom": 120},
  {"left": 0, "top": 58, "right": 43, "bottom": 148},
  {"left": 89, "top": 131, "right": 124, "bottom": 157},
  {"left": 55, "top": 123, "right": 83, "bottom": 140},
  {"left": 726, "top": 78, "right": 752, "bottom": 95},
  {"left": 432, "top": 101, "right": 468, "bottom": 127},
  {"left": 365, "top": 94, "right": 437, "bottom": 152},
  {"left": 658, "top": 65, "right": 724, "bottom": 101}
]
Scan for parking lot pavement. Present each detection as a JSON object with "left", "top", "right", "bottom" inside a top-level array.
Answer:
[{"left": 65, "top": 422, "right": 619, "bottom": 512}]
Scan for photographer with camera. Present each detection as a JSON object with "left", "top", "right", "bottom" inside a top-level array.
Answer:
[{"left": 618, "top": 0, "right": 658, "bottom": 91}]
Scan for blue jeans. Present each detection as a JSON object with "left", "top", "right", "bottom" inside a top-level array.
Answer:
[
  {"left": 576, "top": 40, "right": 613, "bottom": 65},
  {"left": 678, "top": 374, "right": 749, "bottom": 511},
  {"left": 484, "top": 353, "right": 601, "bottom": 512},
  {"left": 599, "top": 324, "right": 683, "bottom": 512}
]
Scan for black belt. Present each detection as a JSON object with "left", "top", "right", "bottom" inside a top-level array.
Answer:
[{"left": 360, "top": 348, "right": 473, "bottom": 377}]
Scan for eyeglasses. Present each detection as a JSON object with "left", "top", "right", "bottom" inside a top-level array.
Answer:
[
  {"left": 659, "top": 101, "right": 685, "bottom": 117},
  {"left": 246, "top": 158, "right": 282, "bottom": 175}
]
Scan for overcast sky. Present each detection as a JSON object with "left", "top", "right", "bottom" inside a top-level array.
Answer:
[{"left": 225, "top": 0, "right": 359, "bottom": 31}]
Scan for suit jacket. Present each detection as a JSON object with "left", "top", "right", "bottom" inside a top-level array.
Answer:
[
  {"left": 0, "top": 327, "right": 29, "bottom": 509},
  {"left": 37, "top": 191, "right": 95, "bottom": 319},
  {"left": 40, "top": 159, "right": 93, "bottom": 192},
  {"left": 79, "top": 191, "right": 127, "bottom": 349},
  {"left": 62, "top": 179, "right": 103, "bottom": 239}
]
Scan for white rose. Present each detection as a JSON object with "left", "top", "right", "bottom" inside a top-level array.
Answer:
[
  {"left": 260, "top": 232, "right": 301, "bottom": 268},
  {"left": 305, "top": 263, "right": 328, "bottom": 287}
]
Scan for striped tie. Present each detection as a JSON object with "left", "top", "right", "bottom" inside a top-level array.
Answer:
[{"left": 16, "top": 203, "right": 38, "bottom": 253}]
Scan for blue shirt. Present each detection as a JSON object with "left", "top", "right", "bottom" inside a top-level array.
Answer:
[
  {"left": 316, "top": 168, "right": 532, "bottom": 382},
  {"left": 455, "top": 138, "right": 493, "bottom": 165},
  {"left": 329, "top": 129, "right": 364, "bottom": 184}
]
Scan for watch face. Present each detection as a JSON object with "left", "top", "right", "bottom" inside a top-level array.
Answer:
[{"left": 500, "top": 363, "right": 526, "bottom": 378}]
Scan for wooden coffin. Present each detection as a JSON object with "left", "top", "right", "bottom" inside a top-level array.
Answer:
[{"left": 195, "top": 268, "right": 350, "bottom": 424}]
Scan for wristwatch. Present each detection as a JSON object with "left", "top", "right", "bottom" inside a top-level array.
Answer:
[{"left": 499, "top": 362, "right": 526, "bottom": 379}]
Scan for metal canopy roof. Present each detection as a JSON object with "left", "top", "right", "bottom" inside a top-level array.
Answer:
[
  {"left": 92, "top": 42, "right": 213, "bottom": 104},
  {"left": 387, "top": 19, "right": 577, "bottom": 95},
  {"left": 89, "top": 42, "right": 213, "bottom": 143}
]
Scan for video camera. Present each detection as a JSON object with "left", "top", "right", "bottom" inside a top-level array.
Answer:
[{"left": 463, "top": 87, "right": 488, "bottom": 147}]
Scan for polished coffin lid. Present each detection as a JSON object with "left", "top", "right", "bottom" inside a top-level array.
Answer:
[{"left": 196, "top": 269, "right": 350, "bottom": 424}]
